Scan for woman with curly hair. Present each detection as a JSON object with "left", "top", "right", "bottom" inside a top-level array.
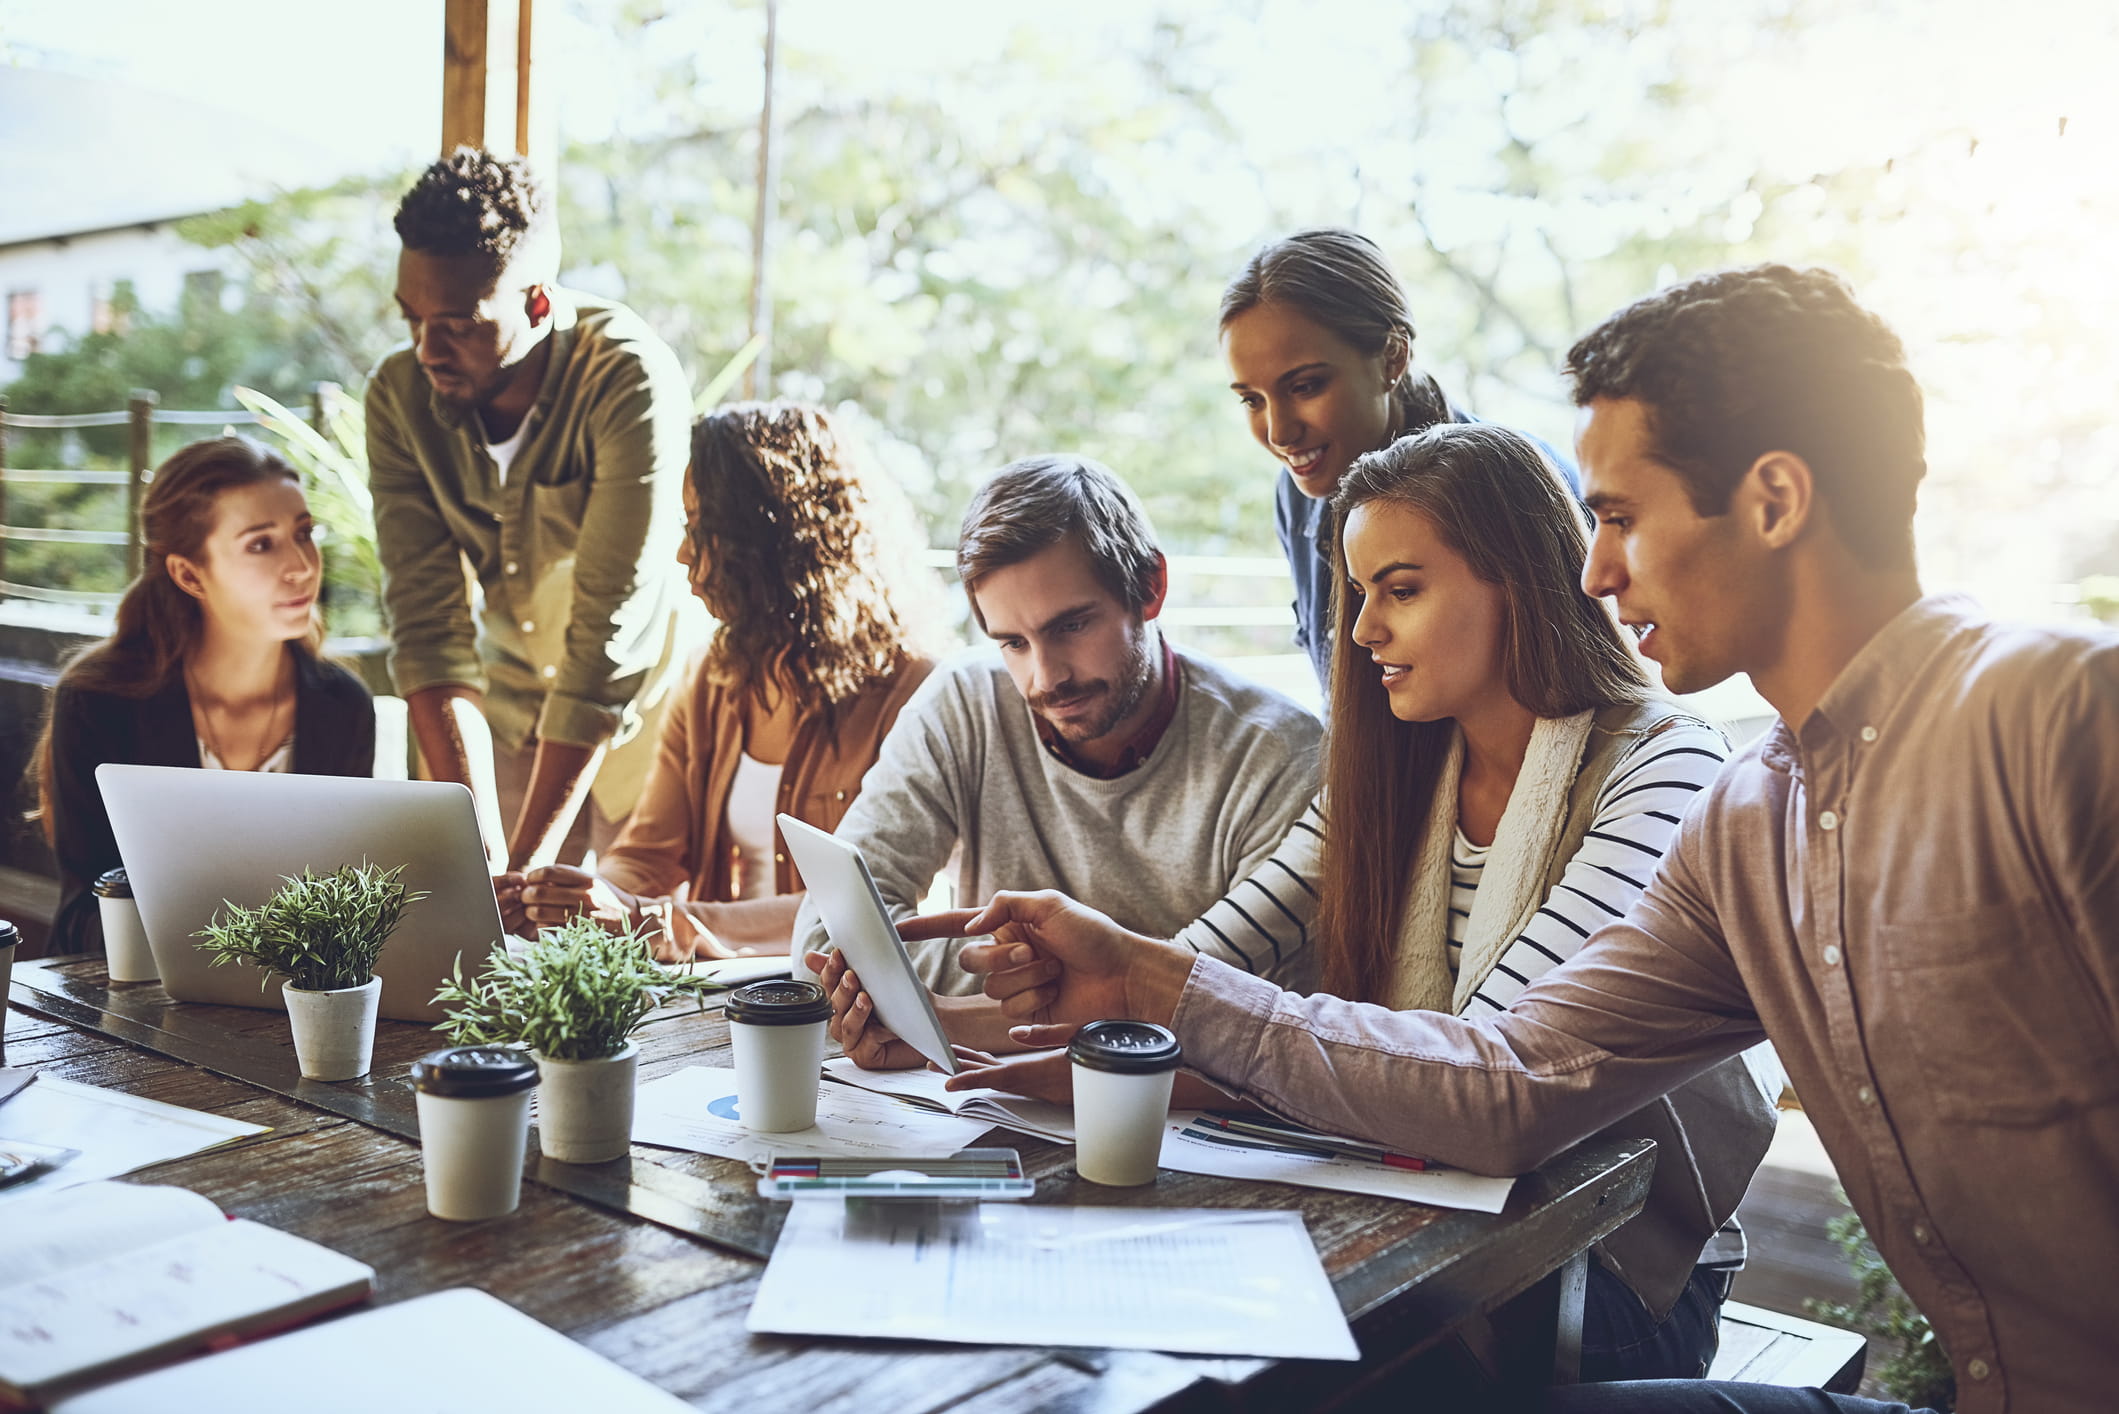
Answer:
[{"left": 514, "top": 402, "right": 938, "bottom": 957}]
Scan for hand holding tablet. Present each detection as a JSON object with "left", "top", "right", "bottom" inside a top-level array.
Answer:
[{"left": 776, "top": 815, "right": 960, "bottom": 1075}]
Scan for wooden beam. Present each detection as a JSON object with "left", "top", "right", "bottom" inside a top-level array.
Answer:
[
  {"left": 515, "top": 0, "right": 535, "bottom": 159},
  {"left": 442, "top": 0, "right": 489, "bottom": 156}
]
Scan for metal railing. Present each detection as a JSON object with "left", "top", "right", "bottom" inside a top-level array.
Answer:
[{"left": 0, "top": 390, "right": 336, "bottom": 606}]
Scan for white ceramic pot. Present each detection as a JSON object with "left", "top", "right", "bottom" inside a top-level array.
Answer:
[
  {"left": 282, "top": 976, "right": 381, "bottom": 1082},
  {"left": 533, "top": 1041, "right": 639, "bottom": 1163}
]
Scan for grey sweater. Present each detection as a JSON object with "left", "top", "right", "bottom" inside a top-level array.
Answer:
[{"left": 793, "top": 643, "right": 1323, "bottom": 994}]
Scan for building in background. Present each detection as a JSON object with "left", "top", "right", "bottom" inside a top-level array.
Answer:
[{"left": 0, "top": 67, "right": 338, "bottom": 382}]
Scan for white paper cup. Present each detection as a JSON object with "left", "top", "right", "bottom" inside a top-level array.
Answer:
[
  {"left": 94, "top": 869, "right": 157, "bottom": 983},
  {"left": 412, "top": 1046, "right": 539, "bottom": 1221},
  {"left": 726, "top": 979, "right": 832, "bottom": 1132},
  {"left": 0, "top": 923, "right": 16, "bottom": 1057},
  {"left": 1070, "top": 1020, "right": 1183, "bottom": 1186}
]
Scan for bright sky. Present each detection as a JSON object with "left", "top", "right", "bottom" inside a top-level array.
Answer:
[{"left": 7, "top": 0, "right": 2118, "bottom": 612}]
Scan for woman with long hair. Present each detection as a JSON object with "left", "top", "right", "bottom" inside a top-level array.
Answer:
[
  {"left": 36, "top": 436, "right": 376, "bottom": 955},
  {"left": 1221, "top": 228, "right": 1575, "bottom": 692},
  {"left": 515, "top": 402, "right": 937, "bottom": 957},
  {"left": 945, "top": 424, "right": 1775, "bottom": 1383}
]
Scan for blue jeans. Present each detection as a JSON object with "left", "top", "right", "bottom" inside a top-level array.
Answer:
[
  {"left": 1545, "top": 1385, "right": 1938, "bottom": 1413},
  {"left": 1581, "top": 1259, "right": 1729, "bottom": 1382}
]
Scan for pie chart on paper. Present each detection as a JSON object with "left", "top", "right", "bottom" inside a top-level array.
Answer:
[{"left": 706, "top": 1093, "right": 742, "bottom": 1122}]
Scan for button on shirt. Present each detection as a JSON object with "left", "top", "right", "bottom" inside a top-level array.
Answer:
[
  {"left": 1171, "top": 595, "right": 2119, "bottom": 1414},
  {"left": 365, "top": 291, "right": 690, "bottom": 762}
]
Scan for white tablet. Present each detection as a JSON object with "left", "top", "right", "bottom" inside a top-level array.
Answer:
[{"left": 777, "top": 814, "right": 959, "bottom": 1075}]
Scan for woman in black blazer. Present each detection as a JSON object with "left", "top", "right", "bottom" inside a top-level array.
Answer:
[{"left": 35, "top": 437, "right": 375, "bottom": 955}]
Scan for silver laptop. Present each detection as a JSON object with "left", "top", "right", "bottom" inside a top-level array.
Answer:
[{"left": 97, "top": 765, "right": 506, "bottom": 1023}]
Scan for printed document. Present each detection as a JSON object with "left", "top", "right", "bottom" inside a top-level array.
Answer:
[
  {"left": 0, "top": 1074, "right": 265, "bottom": 1204},
  {"left": 1159, "top": 1113, "right": 1517, "bottom": 1213},
  {"left": 748, "top": 1202, "right": 1358, "bottom": 1361},
  {"left": 631, "top": 1065, "right": 994, "bottom": 1165}
]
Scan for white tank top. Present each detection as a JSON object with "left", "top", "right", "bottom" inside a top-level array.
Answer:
[{"left": 725, "top": 753, "right": 785, "bottom": 900}]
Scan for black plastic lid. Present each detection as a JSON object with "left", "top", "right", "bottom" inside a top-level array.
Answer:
[
  {"left": 1069, "top": 1020, "right": 1182, "bottom": 1074},
  {"left": 0, "top": 918, "right": 17, "bottom": 947},
  {"left": 411, "top": 1045, "right": 539, "bottom": 1098},
  {"left": 93, "top": 867, "right": 133, "bottom": 899},
  {"left": 725, "top": 978, "right": 831, "bottom": 1027}
]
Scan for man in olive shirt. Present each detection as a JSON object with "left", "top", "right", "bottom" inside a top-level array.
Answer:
[
  {"left": 368, "top": 149, "right": 690, "bottom": 874},
  {"left": 937, "top": 267, "right": 2117, "bottom": 1413}
]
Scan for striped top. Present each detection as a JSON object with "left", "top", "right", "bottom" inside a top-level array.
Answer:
[
  {"left": 1172, "top": 718, "right": 1731, "bottom": 1005},
  {"left": 1172, "top": 716, "right": 1747, "bottom": 1272}
]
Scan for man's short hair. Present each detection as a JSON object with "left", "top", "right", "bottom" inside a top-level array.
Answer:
[
  {"left": 1564, "top": 264, "right": 1926, "bottom": 570},
  {"left": 956, "top": 455, "right": 1162, "bottom": 620},
  {"left": 394, "top": 147, "right": 556, "bottom": 280}
]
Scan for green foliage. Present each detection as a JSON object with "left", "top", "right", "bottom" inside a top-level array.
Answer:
[
  {"left": 1806, "top": 1203, "right": 1957, "bottom": 1411},
  {"left": 233, "top": 383, "right": 383, "bottom": 638},
  {"left": 195, "top": 863, "right": 424, "bottom": 993},
  {"left": 2079, "top": 575, "right": 2119, "bottom": 625},
  {"left": 430, "top": 916, "right": 715, "bottom": 1062}
]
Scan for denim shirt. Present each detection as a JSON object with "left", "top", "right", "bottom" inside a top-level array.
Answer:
[{"left": 1272, "top": 410, "right": 1579, "bottom": 694}]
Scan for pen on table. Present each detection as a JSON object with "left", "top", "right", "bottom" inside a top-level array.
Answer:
[{"left": 1193, "top": 1113, "right": 1439, "bottom": 1170}]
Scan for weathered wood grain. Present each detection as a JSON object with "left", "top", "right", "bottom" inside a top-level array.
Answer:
[{"left": 6, "top": 971, "right": 1653, "bottom": 1413}]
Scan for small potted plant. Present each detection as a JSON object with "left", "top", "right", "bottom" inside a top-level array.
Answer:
[
  {"left": 196, "top": 862, "right": 424, "bottom": 1082},
  {"left": 430, "top": 916, "right": 714, "bottom": 1163}
]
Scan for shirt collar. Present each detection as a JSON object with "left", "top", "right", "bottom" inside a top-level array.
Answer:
[
  {"left": 1033, "top": 636, "right": 1182, "bottom": 780},
  {"left": 1760, "top": 593, "right": 1981, "bottom": 771},
  {"left": 1811, "top": 592, "right": 1979, "bottom": 735}
]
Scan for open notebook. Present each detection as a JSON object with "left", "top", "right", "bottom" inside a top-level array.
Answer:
[
  {"left": 0, "top": 1182, "right": 373, "bottom": 1408},
  {"left": 822, "top": 1055, "right": 1076, "bottom": 1144}
]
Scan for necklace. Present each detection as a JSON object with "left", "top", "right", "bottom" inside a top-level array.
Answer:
[{"left": 188, "top": 665, "right": 292, "bottom": 772}]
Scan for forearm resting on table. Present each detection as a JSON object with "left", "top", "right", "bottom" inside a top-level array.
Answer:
[{"left": 407, "top": 686, "right": 505, "bottom": 861}]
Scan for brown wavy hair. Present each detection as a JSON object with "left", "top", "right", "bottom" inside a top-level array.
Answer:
[
  {"left": 33, "top": 436, "right": 321, "bottom": 838},
  {"left": 1315, "top": 423, "right": 1648, "bottom": 1003},
  {"left": 686, "top": 403, "right": 933, "bottom": 723}
]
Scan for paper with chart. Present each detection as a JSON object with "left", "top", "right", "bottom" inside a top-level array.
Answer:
[
  {"left": 821, "top": 1055, "right": 1076, "bottom": 1143},
  {"left": 747, "top": 1201, "right": 1358, "bottom": 1361},
  {"left": 630, "top": 1065, "right": 994, "bottom": 1164},
  {"left": 1159, "top": 1112, "right": 1517, "bottom": 1213},
  {"left": 0, "top": 1073, "right": 265, "bottom": 1204}
]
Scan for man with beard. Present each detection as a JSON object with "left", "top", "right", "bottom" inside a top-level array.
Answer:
[
  {"left": 367, "top": 149, "right": 689, "bottom": 876},
  {"left": 792, "top": 454, "right": 1320, "bottom": 1052}
]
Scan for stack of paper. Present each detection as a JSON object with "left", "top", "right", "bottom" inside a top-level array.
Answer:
[{"left": 748, "top": 1200, "right": 1358, "bottom": 1361}]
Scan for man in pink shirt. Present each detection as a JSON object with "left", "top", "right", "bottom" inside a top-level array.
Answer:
[{"left": 929, "top": 265, "right": 2118, "bottom": 1413}]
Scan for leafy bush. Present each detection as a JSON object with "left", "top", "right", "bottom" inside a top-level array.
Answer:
[
  {"left": 431, "top": 915, "right": 715, "bottom": 1061},
  {"left": 195, "top": 862, "right": 423, "bottom": 992},
  {"left": 1806, "top": 1202, "right": 1957, "bottom": 1411}
]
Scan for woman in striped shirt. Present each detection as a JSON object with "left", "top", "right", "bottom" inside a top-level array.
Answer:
[{"left": 955, "top": 422, "right": 1777, "bottom": 1383}]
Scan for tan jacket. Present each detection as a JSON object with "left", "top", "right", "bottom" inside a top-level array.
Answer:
[{"left": 598, "top": 652, "right": 934, "bottom": 904}]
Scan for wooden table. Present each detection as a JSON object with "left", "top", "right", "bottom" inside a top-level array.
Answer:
[{"left": 4, "top": 958, "right": 1655, "bottom": 1412}]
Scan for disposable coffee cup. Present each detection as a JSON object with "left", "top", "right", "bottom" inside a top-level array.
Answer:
[
  {"left": 0, "top": 919, "right": 18, "bottom": 1058},
  {"left": 411, "top": 1045, "right": 538, "bottom": 1221},
  {"left": 94, "top": 868, "right": 157, "bottom": 984},
  {"left": 1070, "top": 1020, "right": 1183, "bottom": 1186},
  {"left": 726, "top": 978, "right": 831, "bottom": 1132}
]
